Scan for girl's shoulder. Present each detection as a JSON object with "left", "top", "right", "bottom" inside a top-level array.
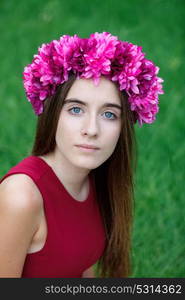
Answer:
[{"left": 0, "top": 173, "right": 43, "bottom": 220}]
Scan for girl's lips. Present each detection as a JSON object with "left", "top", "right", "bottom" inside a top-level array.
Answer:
[
  {"left": 76, "top": 144, "right": 100, "bottom": 150},
  {"left": 75, "top": 145, "right": 100, "bottom": 152}
]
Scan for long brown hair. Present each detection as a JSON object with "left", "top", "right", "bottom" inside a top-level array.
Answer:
[{"left": 31, "top": 74, "right": 137, "bottom": 277}]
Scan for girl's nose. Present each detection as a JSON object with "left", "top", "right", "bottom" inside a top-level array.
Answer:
[{"left": 81, "top": 114, "right": 99, "bottom": 137}]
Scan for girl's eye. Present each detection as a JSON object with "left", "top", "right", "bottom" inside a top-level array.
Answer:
[
  {"left": 68, "top": 107, "right": 117, "bottom": 119},
  {"left": 103, "top": 111, "right": 117, "bottom": 120},
  {"left": 68, "top": 107, "right": 82, "bottom": 115}
]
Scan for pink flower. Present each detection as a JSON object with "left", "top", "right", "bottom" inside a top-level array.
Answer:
[
  {"left": 23, "top": 32, "right": 164, "bottom": 126},
  {"left": 81, "top": 32, "right": 119, "bottom": 84}
]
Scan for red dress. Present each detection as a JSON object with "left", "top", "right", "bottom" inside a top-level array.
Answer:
[{"left": 0, "top": 156, "right": 106, "bottom": 278}]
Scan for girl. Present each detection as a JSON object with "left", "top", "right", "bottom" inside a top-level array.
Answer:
[{"left": 0, "top": 32, "right": 163, "bottom": 278}]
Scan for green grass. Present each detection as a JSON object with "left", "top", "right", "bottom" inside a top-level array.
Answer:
[{"left": 0, "top": 0, "right": 184, "bottom": 277}]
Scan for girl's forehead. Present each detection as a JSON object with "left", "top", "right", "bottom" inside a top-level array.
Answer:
[{"left": 66, "top": 77, "right": 121, "bottom": 104}]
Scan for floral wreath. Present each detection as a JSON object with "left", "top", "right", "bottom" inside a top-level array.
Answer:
[{"left": 23, "top": 32, "right": 164, "bottom": 126}]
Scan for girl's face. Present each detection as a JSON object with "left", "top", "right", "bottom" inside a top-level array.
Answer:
[{"left": 55, "top": 76, "right": 122, "bottom": 170}]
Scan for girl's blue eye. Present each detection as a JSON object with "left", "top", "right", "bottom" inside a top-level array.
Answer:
[
  {"left": 104, "top": 111, "right": 117, "bottom": 120},
  {"left": 69, "top": 107, "right": 82, "bottom": 114},
  {"left": 68, "top": 107, "right": 117, "bottom": 119}
]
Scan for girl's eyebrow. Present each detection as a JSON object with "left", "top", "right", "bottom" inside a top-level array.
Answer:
[{"left": 64, "top": 98, "right": 122, "bottom": 110}]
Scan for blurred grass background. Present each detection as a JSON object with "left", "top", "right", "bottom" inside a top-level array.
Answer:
[{"left": 0, "top": 0, "right": 184, "bottom": 277}]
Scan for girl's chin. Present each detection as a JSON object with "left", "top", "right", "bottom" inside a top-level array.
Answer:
[{"left": 73, "top": 160, "right": 103, "bottom": 171}]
